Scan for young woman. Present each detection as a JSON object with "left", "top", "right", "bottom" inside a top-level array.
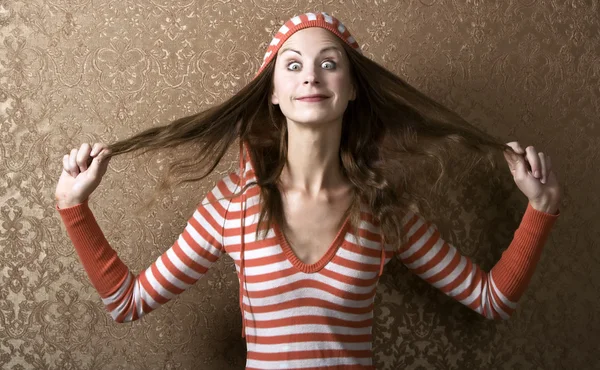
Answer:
[{"left": 55, "top": 11, "right": 561, "bottom": 369}]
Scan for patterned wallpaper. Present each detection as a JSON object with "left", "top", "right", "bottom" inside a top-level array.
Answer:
[{"left": 1, "top": 0, "right": 599, "bottom": 369}]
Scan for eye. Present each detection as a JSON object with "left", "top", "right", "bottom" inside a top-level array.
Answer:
[
  {"left": 287, "top": 62, "right": 301, "bottom": 71},
  {"left": 322, "top": 60, "right": 336, "bottom": 69},
  {"left": 286, "top": 60, "right": 337, "bottom": 71}
]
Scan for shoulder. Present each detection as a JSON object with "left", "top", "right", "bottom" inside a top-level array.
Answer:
[{"left": 196, "top": 172, "right": 241, "bottom": 214}]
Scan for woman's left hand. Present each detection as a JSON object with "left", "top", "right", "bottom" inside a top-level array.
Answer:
[{"left": 503, "top": 141, "right": 561, "bottom": 214}]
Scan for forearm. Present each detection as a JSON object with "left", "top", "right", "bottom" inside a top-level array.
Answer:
[
  {"left": 56, "top": 198, "right": 130, "bottom": 297},
  {"left": 396, "top": 202, "right": 559, "bottom": 320},
  {"left": 490, "top": 202, "right": 559, "bottom": 300}
]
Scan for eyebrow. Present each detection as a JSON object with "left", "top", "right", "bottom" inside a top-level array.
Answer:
[{"left": 278, "top": 46, "right": 342, "bottom": 56}]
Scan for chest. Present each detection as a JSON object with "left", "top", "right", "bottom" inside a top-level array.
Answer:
[{"left": 279, "top": 188, "right": 354, "bottom": 266}]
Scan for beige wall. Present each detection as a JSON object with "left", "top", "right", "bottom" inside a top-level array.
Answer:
[{"left": 1, "top": 1, "right": 598, "bottom": 369}]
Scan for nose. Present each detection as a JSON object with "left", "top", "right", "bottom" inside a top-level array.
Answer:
[
  {"left": 303, "top": 66, "right": 320, "bottom": 85},
  {"left": 303, "top": 76, "right": 319, "bottom": 85}
]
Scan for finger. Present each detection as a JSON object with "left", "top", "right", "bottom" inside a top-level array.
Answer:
[
  {"left": 504, "top": 142, "right": 527, "bottom": 173},
  {"left": 506, "top": 141, "right": 526, "bottom": 155},
  {"left": 69, "top": 148, "right": 79, "bottom": 176},
  {"left": 90, "top": 142, "right": 105, "bottom": 157},
  {"left": 96, "top": 148, "right": 112, "bottom": 160},
  {"left": 504, "top": 149, "right": 528, "bottom": 179},
  {"left": 90, "top": 143, "right": 100, "bottom": 157},
  {"left": 539, "top": 152, "right": 547, "bottom": 184},
  {"left": 63, "top": 154, "right": 72, "bottom": 177},
  {"left": 77, "top": 143, "right": 92, "bottom": 171},
  {"left": 515, "top": 152, "right": 529, "bottom": 179},
  {"left": 88, "top": 148, "right": 112, "bottom": 178},
  {"left": 525, "top": 146, "right": 541, "bottom": 178},
  {"left": 88, "top": 143, "right": 104, "bottom": 169}
]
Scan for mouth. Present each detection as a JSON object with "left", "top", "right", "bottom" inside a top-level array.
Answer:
[{"left": 296, "top": 95, "right": 330, "bottom": 102}]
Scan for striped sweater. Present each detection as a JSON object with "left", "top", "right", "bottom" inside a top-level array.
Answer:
[{"left": 56, "top": 142, "right": 559, "bottom": 369}]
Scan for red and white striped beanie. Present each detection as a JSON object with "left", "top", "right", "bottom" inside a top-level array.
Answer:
[{"left": 255, "top": 11, "right": 363, "bottom": 77}]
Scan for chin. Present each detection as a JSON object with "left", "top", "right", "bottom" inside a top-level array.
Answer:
[{"left": 290, "top": 116, "right": 336, "bottom": 126}]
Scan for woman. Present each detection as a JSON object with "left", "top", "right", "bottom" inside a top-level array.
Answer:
[{"left": 55, "top": 11, "right": 560, "bottom": 369}]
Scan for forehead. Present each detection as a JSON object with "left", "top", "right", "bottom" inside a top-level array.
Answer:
[{"left": 278, "top": 27, "right": 343, "bottom": 55}]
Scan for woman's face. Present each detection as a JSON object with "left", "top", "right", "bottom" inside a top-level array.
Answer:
[{"left": 271, "top": 27, "right": 356, "bottom": 127}]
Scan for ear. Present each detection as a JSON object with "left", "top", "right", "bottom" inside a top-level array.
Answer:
[{"left": 271, "top": 90, "right": 279, "bottom": 105}]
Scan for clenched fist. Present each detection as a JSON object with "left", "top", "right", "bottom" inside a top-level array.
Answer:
[
  {"left": 503, "top": 141, "right": 560, "bottom": 214},
  {"left": 54, "top": 142, "right": 112, "bottom": 208}
]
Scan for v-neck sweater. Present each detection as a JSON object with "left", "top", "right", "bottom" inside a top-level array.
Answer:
[{"left": 55, "top": 142, "right": 559, "bottom": 369}]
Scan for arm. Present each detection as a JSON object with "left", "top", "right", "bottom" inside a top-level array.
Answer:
[
  {"left": 55, "top": 183, "right": 229, "bottom": 323},
  {"left": 396, "top": 202, "right": 560, "bottom": 320}
]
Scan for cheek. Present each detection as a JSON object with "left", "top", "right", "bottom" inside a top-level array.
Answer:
[
  {"left": 339, "top": 77, "right": 354, "bottom": 92},
  {"left": 272, "top": 80, "right": 292, "bottom": 100}
]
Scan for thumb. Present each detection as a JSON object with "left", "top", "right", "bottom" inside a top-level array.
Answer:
[
  {"left": 512, "top": 154, "right": 529, "bottom": 179},
  {"left": 504, "top": 151, "right": 528, "bottom": 178},
  {"left": 87, "top": 149, "right": 112, "bottom": 180}
]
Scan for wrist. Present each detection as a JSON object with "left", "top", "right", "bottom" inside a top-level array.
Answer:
[
  {"left": 56, "top": 195, "right": 86, "bottom": 209},
  {"left": 529, "top": 197, "right": 559, "bottom": 214}
]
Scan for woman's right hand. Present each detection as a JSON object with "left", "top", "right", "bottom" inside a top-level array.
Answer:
[{"left": 54, "top": 143, "right": 113, "bottom": 208}]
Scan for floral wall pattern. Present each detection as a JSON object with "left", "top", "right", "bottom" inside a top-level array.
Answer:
[{"left": 1, "top": 0, "right": 598, "bottom": 369}]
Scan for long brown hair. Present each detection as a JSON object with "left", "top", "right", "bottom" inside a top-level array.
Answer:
[{"left": 103, "top": 40, "right": 516, "bottom": 250}]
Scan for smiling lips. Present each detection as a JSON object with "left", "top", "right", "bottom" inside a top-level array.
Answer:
[{"left": 296, "top": 94, "right": 329, "bottom": 102}]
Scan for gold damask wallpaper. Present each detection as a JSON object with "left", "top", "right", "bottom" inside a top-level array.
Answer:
[{"left": 1, "top": 0, "right": 598, "bottom": 369}]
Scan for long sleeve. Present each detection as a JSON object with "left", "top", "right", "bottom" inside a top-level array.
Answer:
[
  {"left": 396, "top": 202, "right": 560, "bottom": 320},
  {"left": 55, "top": 186, "right": 228, "bottom": 323}
]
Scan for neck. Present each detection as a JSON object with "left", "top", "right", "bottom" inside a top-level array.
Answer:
[{"left": 280, "top": 118, "right": 347, "bottom": 197}]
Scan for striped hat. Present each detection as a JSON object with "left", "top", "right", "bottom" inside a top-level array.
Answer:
[{"left": 255, "top": 11, "right": 363, "bottom": 77}]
